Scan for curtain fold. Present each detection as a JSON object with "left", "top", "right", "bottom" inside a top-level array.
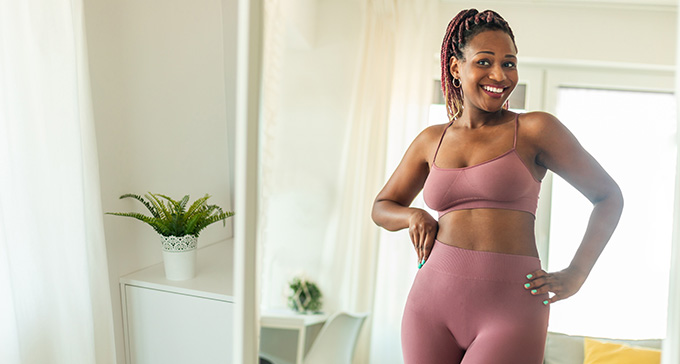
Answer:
[
  {"left": 0, "top": 0, "right": 116, "bottom": 363},
  {"left": 259, "top": 0, "right": 284, "bottom": 312},
  {"left": 320, "top": 0, "right": 437, "bottom": 362}
]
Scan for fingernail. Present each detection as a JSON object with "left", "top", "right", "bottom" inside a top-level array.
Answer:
[
  {"left": 531, "top": 289, "right": 538, "bottom": 295},
  {"left": 526, "top": 274, "right": 533, "bottom": 279},
  {"left": 524, "top": 283, "right": 531, "bottom": 289},
  {"left": 543, "top": 300, "right": 549, "bottom": 305}
]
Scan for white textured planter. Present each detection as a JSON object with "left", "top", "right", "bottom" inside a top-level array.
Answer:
[{"left": 160, "top": 235, "right": 198, "bottom": 281}]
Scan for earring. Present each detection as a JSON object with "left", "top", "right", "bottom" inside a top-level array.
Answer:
[{"left": 453, "top": 78, "right": 461, "bottom": 88}]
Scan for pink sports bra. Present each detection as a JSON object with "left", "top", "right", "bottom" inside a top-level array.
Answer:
[{"left": 423, "top": 114, "right": 541, "bottom": 218}]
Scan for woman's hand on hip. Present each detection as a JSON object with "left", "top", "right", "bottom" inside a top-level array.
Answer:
[
  {"left": 408, "top": 208, "right": 438, "bottom": 268},
  {"left": 524, "top": 267, "right": 588, "bottom": 304}
]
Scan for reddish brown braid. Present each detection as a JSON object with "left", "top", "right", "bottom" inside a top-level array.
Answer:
[{"left": 440, "top": 9, "right": 517, "bottom": 121}]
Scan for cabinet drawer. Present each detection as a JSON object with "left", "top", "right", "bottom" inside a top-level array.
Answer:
[{"left": 124, "top": 285, "right": 233, "bottom": 364}]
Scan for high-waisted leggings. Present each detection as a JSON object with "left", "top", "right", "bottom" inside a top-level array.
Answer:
[{"left": 402, "top": 240, "right": 549, "bottom": 364}]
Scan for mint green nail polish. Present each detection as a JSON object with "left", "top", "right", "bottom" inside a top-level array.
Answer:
[
  {"left": 524, "top": 283, "right": 531, "bottom": 289},
  {"left": 531, "top": 289, "right": 538, "bottom": 295},
  {"left": 543, "top": 300, "right": 549, "bottom": 305},
  {"left": 526, "top": 274, "right": 533, "bottom": 279}
]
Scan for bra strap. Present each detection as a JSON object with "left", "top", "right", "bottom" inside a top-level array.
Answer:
[
  {"left": 513, "top": 113, "right": 520, "bottom": 148},
  {"left": 433, "top": 120, "right": 454, "bottom": 164}
]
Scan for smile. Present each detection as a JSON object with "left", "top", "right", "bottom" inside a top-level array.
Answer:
[{"left": 481, "top": 85, "right": 505, "bottom": 94}]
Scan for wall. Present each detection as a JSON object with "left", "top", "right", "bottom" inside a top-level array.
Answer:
[
  {"left": 84, "top": 0, "right": 237, "bottom": 362},
  {"left": 438, "top": 1, "right": 676, "bottom": 66}
]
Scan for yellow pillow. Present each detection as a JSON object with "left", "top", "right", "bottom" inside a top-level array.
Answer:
[{"left": 583, "top": 337, "right": 661, "bottom": 364}]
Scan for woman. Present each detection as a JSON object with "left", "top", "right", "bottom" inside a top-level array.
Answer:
[{"left": 371, "top": 9, "right": 623, "bottom": 364}]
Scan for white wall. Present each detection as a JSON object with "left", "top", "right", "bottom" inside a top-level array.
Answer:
[
  {"left": 84, "top": 0, "right": 237, "bottom": 362},
  {"left": 438, "top": 1, "right": 676, "bottom": 66}
]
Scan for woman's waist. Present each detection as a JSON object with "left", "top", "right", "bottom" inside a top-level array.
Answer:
[
  {"left": 435, "top": 232, "right": 538, "bottom": 257},
  {"left": 423, "top": 240, "right": 541, "bottom": 282},
  {"left": 435, "top": 209, "right": 537, "bottom": 256}
]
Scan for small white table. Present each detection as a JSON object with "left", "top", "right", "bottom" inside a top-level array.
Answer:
[{"left": 260, "top": 309, "right": 329, "bottom": 364}]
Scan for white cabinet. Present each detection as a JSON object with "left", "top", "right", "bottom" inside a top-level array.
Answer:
[{"left": 120, "top": 240, "right": 235, "bottom": 364}]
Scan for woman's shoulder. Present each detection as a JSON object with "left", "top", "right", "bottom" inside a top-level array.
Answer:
[
  {"left": 519, "top": 111, "right": 560, "bottom": 127},
  {"left": 405, "top": 122, "right": 450, "bottom": 160},
  {"left": 410, "top": 122, "right": 449, "bottom": 146},
  {"left": 519, "top": 111, "right": 568, "bottom": 137},
  {"left": 519, "top": 111, "right": 577, "bottom": 151}
]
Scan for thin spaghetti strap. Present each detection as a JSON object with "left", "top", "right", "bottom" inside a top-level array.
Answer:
[
  {"left": 512, "top": 113, "right": 520, "bottom": 148},
  {"left": 433, "top": 120, "right": 454, "bottom": 165}
]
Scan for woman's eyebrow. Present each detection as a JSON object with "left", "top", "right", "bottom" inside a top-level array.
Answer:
[{"left": 474, "top": 51, "right": 517, "bottom": 59}]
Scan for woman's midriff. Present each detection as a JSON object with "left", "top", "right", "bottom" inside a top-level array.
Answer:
[{"left": 435, "top": 208, "right": 539, "bottom": 257}]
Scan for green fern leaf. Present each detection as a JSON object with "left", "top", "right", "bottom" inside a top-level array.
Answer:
[{"left": 119, "top": 194, "right": 160, "bottom": 218}]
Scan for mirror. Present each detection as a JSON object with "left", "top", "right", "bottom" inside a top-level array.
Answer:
[{"left": 257, "top": 1, "right": 678, "bottom": 363}]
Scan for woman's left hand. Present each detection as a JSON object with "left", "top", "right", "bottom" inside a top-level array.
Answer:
[{"left": 523, "top": 267, "right": 588, "bottom": 304}]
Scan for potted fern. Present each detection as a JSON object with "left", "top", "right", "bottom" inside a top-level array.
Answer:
[{"left": 107, "top": 193, "right": 234, "bottom": 280}]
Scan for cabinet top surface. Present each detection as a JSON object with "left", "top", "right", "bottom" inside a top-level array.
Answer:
[{"left": 120, "top": 239, "right": 234, "bottom": 302}]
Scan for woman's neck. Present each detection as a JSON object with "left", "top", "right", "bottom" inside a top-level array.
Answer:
[{"left": 456, "top": 109, "right": 509, "bottom": 129}]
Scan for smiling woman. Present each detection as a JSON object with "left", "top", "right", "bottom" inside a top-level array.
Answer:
[{"left": 372, "top": 8, "right": 624, "bottom": 364}]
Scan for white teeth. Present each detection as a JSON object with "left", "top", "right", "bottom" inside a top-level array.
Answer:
[{"left": 482, "top": 85, "right": 504, "bottom": 94}]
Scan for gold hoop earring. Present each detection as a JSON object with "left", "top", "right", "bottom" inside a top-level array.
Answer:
[{"left": 453, "top": 78, "right": 461, "bottom": 88}]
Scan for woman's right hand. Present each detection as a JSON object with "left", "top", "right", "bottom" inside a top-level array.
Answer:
[{"left": 408, "top": 208, "right": 438, "bottom": 268}]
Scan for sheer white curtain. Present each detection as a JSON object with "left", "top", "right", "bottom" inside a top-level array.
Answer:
[
  {"left": 258, "top": 0, "right": 284, "bottom": 312},
  {"left": 319, "top": 0, "right": 437, "bottom": 362},
  {"left": 665, "top": 5, "right": 680, "bottom": 363},
  {"left": 368, "top": 1, "right": 437, "bottom": 362},
  {"left": 0, "top": 1, "right": 116, "bottom": 363}
]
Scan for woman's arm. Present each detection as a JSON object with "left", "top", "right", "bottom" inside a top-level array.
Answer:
[
  {"left": 523, "top": 112, "right": 624, "bottom": 304},
  {"left": 372, "top": 126, "right": 440, "bottom": 266}
]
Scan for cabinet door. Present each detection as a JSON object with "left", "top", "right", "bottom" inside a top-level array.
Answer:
[{"left": 125, "top": 285, "right": 233, "bottom": 364}]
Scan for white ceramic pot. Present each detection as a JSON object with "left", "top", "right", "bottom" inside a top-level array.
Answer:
[{"left": 160, "top": 234, "right": 198, "bottom": 281}]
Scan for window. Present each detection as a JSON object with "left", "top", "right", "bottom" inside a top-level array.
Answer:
[{"left": 548, "top": 87, "right": 676, "bottom": 339}]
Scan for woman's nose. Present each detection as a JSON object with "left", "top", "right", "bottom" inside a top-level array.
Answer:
[{"left": 489, "top": 65, "right": 507, "bottom": 82}]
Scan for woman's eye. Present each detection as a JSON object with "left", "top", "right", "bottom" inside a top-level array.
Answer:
[
  {"left": 477, "top": 60, "right": 490, "bottom": 66},
  {"left": 504, "top": 61, "right": 517, "bottom": 68}
]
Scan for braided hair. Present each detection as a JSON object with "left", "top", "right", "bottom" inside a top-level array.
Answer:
[{"left": 440, "top": 9, "right": 517, "bottom": 121}]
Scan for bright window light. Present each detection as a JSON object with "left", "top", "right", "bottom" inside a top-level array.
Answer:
[{"left": 548, "top": 87, "right": 676, "bottom": 339}]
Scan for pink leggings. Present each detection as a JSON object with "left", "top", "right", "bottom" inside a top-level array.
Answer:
[{"left": 402, "top": 240, "right": 549, "bottom": 364}]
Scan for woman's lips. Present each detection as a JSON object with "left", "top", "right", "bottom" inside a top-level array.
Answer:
[{"left": 481, "top": 85, "right": 505, "bottom": 98}]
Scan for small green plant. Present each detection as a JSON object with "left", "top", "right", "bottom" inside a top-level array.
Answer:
[
  {"left": 107, "top": 192, "right": 234, "bottom": 237},
  {"left": 288, "top": 276, "right": 322, "bottom": 313}
]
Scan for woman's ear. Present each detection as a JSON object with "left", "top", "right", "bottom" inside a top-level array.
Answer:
[{"left": 449, "top": 56, "right": 460, "bottom": 80}]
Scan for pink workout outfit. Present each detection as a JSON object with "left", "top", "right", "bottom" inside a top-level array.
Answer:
[{"left": 401, "top": 114, "right": 549, "bottom": 363}]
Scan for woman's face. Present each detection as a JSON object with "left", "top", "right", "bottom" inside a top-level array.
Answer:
[{"left": 451, "top": 30, "right": 518, "bottom": 114}]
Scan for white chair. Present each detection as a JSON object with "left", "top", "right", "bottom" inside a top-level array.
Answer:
[{"left": 303, "top": 311, "right": 369, "bottom": 364}]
